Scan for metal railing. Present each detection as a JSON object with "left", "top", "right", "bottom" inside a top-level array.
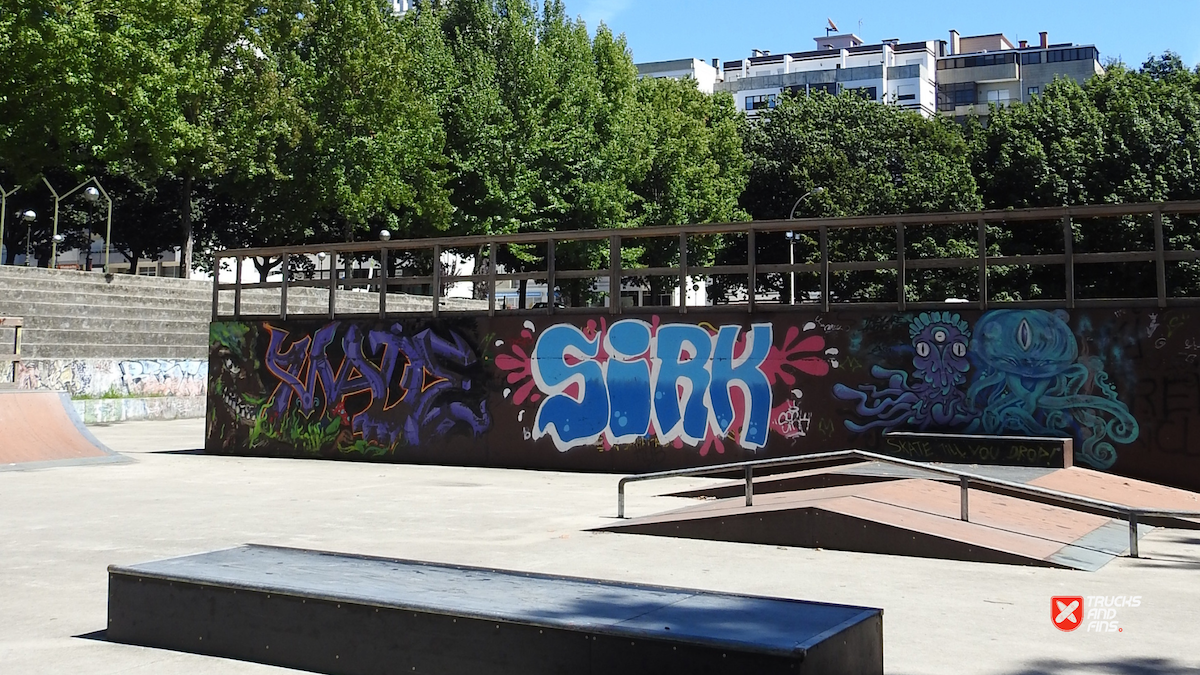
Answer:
[
  {"left": 0, "top": 316, "right": 22, "bottom": 383},
  {"left": 211, "top": 201, "right": 1200, "bottom": 321},
  {"left": 615, "top": 450, "right": 1200, "bottom": 558}
]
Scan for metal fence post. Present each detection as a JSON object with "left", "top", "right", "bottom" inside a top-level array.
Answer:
[
  {"left": 328, "top": 252, "right": 338, "bottom": 320},
  {"left": 960, "top": 476, "right": 970, "bottom": 522},
  {"left": 432, "top": 244, "right": 442, "bottom": 317},
  {"left": 1154, "top": 209, "right": 1167, "bottom": 307},
  {"left": 1063, "top": 216, "right": 1075, "bottom": 309},
  {"left": 977, "top": 219, "right": 988, "bottom": 310},
  {"left": 233, "top": 255, "right": 243, "bottom": 319},
  {"left": 819, "top": 225, "right": 830, "bottom": 312},
  {"left": 747, "top": 228, "right": 756, "bottom": 314},
  {"left": 1129, "top": 512, "right": 1139, "bottom": 558},
  {"left": 610, "top": 235, "right": 621, "bottom": 315},
  {"left": 211, "top": 255, "right": 221, "bottom": 322},
  {"left": 547, "top": 238, "right": 556, "bottom": 315},
  {"left": 896, "top": 223, "right": 906, "bottom": 311},
  {"left": 488, "top": 242, "right": 497, "bottom": 317},
  {"left": 679, "top": 233, "right": 688, "bottom": 314},
  {"left": 745, "top": 467, "right": 754, "bottom": 507},
  {"left": 378, "top": 248, "right": 387, "bottom": 319},
  {"left": 280, "top": 253, "right": 289, "bottom": 321}
]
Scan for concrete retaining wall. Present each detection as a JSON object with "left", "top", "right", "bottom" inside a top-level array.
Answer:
[{"left": 73, "top": 396, "right": 207, "bottom": 425}]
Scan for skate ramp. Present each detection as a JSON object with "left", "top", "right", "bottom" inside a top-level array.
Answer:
[
  {"left": 601, "top": 477, "right": 1158, "bottom": 571},
  {"left": 0, "top": 390, "right": 125, "bottom": 469}
]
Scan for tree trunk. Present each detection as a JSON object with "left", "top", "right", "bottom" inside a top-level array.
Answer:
[
  {"left": 518, "top": 279, "right": 528, "bottom": 309},
  {"left": 181, "top": 173, "right": 194, "bottom": 279}
]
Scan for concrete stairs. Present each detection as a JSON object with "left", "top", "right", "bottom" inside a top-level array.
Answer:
[{"left": 0, "top": 265, "right": 481, "bottom": 360}]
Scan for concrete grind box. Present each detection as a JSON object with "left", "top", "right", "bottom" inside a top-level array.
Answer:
[{"left": 206, "top": 308, "right": 1200, "bottom": 491}]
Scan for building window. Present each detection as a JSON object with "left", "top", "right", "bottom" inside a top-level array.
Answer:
[
  {"left": 937, "top": 52, "right": 1017, "bottom": 70},
  {"left": 896, "top": 84, "right": 917, "bottom": 101},
  {"left": 745, "top": 94, "right": 778, "bottom": 111},
  {"left": 1021, "top": 52, "right": 1042, "bottom": 65},
  {"left": 986, "top": 89, "right": 1011, "bottom": 104},
  {"left": 1027, "top": 86, "right": 1040, "bottom": 97},
  {"left": 937, "top": 82, "right": 976, "bottom": 112},
  {"left": 1047, "top": 47, "right": 1097, "bottom": 64},
  {"left": 845, "top": 86, "right": 878, "bottom": 101}
]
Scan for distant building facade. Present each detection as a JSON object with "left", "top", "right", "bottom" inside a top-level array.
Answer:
[
  {"left": 636, "top": 58, "right": 722, "bottom": 94},
  {"left": 937, "top": 30, "right": 1104, "bottom": 122},
  {"left": 715, "top": 34, "right": 940, "bottom": 118},
  {"left": 635, "top": 28, "right": 1104, "bottom": 123}
]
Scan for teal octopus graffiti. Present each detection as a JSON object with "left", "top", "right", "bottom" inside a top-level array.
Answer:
[{"left": 965, "top": 310, "right": 1138, "bottom": 469}]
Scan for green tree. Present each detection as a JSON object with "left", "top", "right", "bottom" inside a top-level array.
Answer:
[
  {"left": 628, "top": 76, "right": 748, "bottom": 305},
  {"left": 736, "top": 91, "right": 981, "bottom": 303}
]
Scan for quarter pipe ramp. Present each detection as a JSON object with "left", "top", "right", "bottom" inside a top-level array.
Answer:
[{"left": 0, "top": 390, "right": 124, "bottom": 468}]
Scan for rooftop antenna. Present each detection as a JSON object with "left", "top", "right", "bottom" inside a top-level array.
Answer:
[{"left": 826, "top": 18, "right": 838, "bottom": 37}]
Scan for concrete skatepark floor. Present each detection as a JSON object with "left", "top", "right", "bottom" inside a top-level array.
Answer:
[{"left": 1, "top": 419, "right": 1197, "bottom": 675}]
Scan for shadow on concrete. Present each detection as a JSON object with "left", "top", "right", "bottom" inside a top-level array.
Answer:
[
  {"left": 73, "top": 630, "right": 109, "bottom": 642},
  {"left": 993, "top": 658, "right": 1195, "bottom": 675},
  {"left": 152, "top": 448, "right": 206, "bottom": 455}
]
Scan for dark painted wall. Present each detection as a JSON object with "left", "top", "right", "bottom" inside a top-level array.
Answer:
[{"left": 207, "top": 307, "right": 1200, "bottom": 490}]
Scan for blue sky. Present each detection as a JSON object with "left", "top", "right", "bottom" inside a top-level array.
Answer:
[{"left": 564, "top": 0, "right": 1200, "bottom": 70}]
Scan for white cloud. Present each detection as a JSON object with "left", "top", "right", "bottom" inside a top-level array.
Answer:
[{"left": 576, "top": 0, "right": 632, "bottom": 26}]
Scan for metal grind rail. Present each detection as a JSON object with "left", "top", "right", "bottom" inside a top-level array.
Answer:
[
  {"left": 615, "top": 450, "right": 1200, "bottom": 558},
  {"left": 211, "top": 200, "right": 1200, "bottom": 321}
]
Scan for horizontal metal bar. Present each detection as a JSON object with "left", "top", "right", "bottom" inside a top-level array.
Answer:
[
  {"left": 217, "top": 201, "right": 1200, "bottom": 258},
  {"left": 690, "top": 265, "right": 750, "bottom": 276},
  {"left": 984, "top": 254, "right": 1067, "bottom": 266},
  {"left": 830, "top": 260, "right": 898, "bottom": 272},
  {"left": 1071, "top": 251, "right": 1157, "bottom": 264},
  {"left": 620, "top": 267, "right": 682, "bottom": 277},
  {"left": 554, "top": 269, "right": 607, "bottom": 280},
  {"left": 756, "top": 263, "right": 822, "bottom": 274}
]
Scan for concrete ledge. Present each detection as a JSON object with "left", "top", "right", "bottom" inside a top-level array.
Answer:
[{"left": 108, "top": 545, "right": 884, "bottom": 675}]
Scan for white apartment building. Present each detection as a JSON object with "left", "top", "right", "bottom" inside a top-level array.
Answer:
[
  {"left": 635, "top": 58, "right": 723, "bottom": 94},
  {"left": 713, "top": 33, "right": 940, "bottom": 118}
]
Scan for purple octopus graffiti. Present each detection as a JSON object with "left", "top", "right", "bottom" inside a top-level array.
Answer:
[
  {"left": 258, "top": 322, "right": 491, "bottom": 451},
  {"left": 834, "top": 309, "right": 1139, "bottom": 469},
  {"left": 495, "top": 317, "right": 839, "bottom": 456}
]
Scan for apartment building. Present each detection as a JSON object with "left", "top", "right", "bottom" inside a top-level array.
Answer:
[
  {"left": 636, "top": 28, "right": 1104, "bottom": 124},
  {"left": 714, "top": 33, "right": 940, "bottom": 117},
  {"left": 936, "top": 30, "right": 1104, "bottom": 122},
  {"left": 635, "top": 58, "right": 723, "bottom": 94}
]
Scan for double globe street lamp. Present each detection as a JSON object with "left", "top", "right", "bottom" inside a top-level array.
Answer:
[{"left": 41, "top": 176, "right": 113, "bottom": 271}]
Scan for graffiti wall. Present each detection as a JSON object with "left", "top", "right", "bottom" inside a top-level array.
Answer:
[
  {"left": 208, "top": 308, "right": 1200, "bottom": 490},
  {"left": 5, "top": 358, "right": 208, "bottom": 398}
]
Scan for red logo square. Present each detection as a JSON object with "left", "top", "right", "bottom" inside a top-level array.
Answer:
[{"left": 1053, "top": 596, "right": 1084, "bottom": 631}]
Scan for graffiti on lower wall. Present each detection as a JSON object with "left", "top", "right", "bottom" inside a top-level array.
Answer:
[
  {"left": 495, "top": 318, "right": 839, "bottom": 455},
  {"left": 209, "top": 320, "right": 490, "bottom": 457},
  {"left": 208, "top": 308, "right": 1200, "bottom": 489},
  {"left": 833, "top": 310, "right": 1139, "bottom": 469},
  {"left": 5, "top": 358, "right": 207, "bottom": 398}
]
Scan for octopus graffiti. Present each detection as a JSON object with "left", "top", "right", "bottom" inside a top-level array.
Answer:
[{"left": 835, "top": 309, "right": 1140, "bottom": 469}]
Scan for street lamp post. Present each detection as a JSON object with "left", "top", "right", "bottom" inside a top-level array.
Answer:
[
  {"left": 0, "top": 184, "right": 20, "bottom": 265},
  {"left": 41, "top": 176, "right": 113, "bottom": 271},
  {"left": 785, "top": 187, "right": 826, "bottom": 305},
  {"left": 20, "top": 210, "right": 36, "bottom": 265}
]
